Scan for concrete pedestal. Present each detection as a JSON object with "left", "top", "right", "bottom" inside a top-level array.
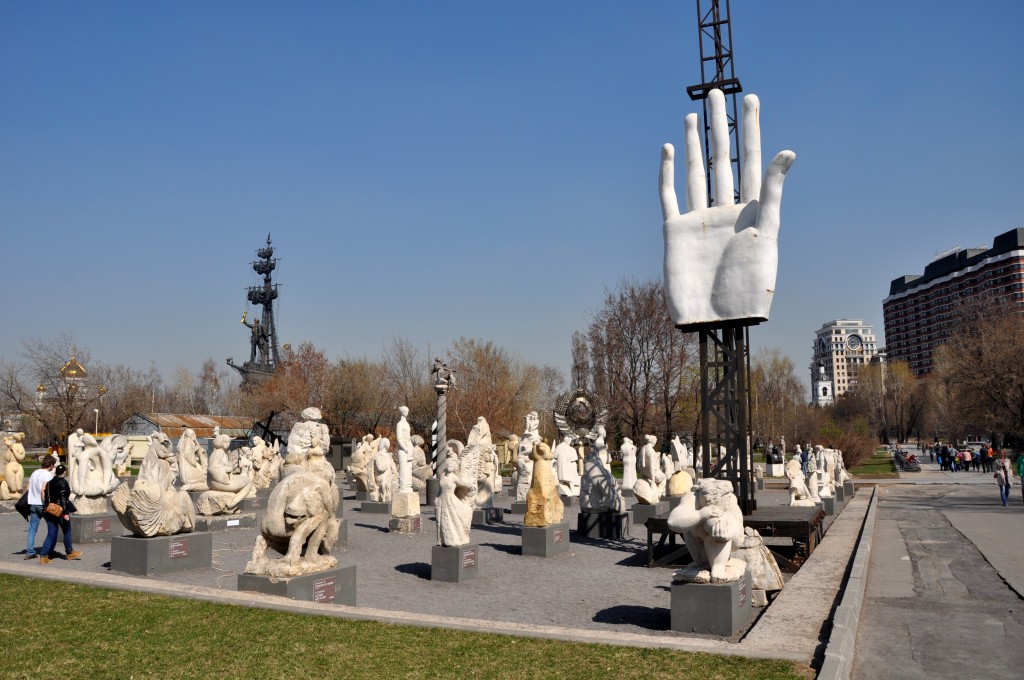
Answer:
[
  {"left": 559, "top": 495, "right": 578, "bottom": 508},
  {"left": 670, "top": 569, "right": 753, "bottom": 636},
  {"left": 843, "top": 480, "right": 855, "bottom": 498},
  {"left": 425, "top": 478, "right": 440, "bottom": 506},
  {"left": 765, "top": 462, "right": 786, "bottom": 478},
  {"left": 431, "top": 544, "right": 479, "bottom": 582},
  {"left": 576, "top": 511, "right": 629, "bottom": 540},
  {"left": 71, "top": 513, "right": 118, "bottom": 544},
  {"left": 522, "top": 521, "right": 570, "bottom": 558},
  {"left": 239, "top": 496, "right": 266, "bottom": 512},
  {"left": 360, "top": 501, "right": 392, "bottom": 514},
  {"left": 194, "top": 513, "right": 257, "bottom": 532},
  {"left": 388, "top": 515, "right": 422, "bottom": 534},
  {"left": 666, "top": 495, "right": 684, "bottom": 510},
  {"left": 621, "top": 488, "right": 635, "bottom": 499},
  {"left": 338, "top": 518, "right": 348, "bottom": 547},
  {"left": 834, "top": 485, "right": 846, "bottom": 503},
  {"left": 110, "top": 532, "right": 213, "bottom": 576},
  {"left": 238, "top": 565, "right": 356, "bottom": 605},
  {"left": 510, "top": 501, "right": 528, "bottom": 515},
  {"left": 472, "top": 507, "right": 503, "bottom": 525},
  {"left": 756, "top": 477, "right": 765, "bottom": 491},
  {"left": 821, "top": 496, "right": 836, "bottom": 515},
  {"left": 355, "top": 490, "right": 370, "bottom": 502},
  {"left": 632, "top": 501, "right": 669, "bottom": 527}
]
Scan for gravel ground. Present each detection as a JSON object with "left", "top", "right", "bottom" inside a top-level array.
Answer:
[{"left": 1, "top": 481, "right": 800, "bottom": 640}]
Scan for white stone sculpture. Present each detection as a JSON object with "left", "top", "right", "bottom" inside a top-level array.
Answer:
[
  {"left": 804, "top": 455, "right": 821, "bottom": 503},
  {"left": 395, "top": 406, "right": 414, "bottom": 494},
  {"left": 731, "top": 527, "right": 785, "bottom": 593},
  {"left": 368, "top": 439, "right": 397, "bottom": 502},
  {"left": 348, "top": 434, "right": 375, "bottom": 494},
  {"left": 525, "top": 442, "right": 564, "bottom": 527},
  {"left": 66, "top": 428, "right": 86, "bottom": 485},
  {"left": 251, "top": 436, "right": 282, "bottom": 489},
  {"left": 463, "top": 417, "right": 494, "bottom": 509},
  {"left": 0, "top": 433, "right": 26, "bottom": 500},
  {"left": 633, "top": 434, "right": 666, "bottom": 504},
  {"left": 786, "top": 458, "right": 816, "bottom": 507},
  {"left": 553, "top": 434, "right": 581, "bottom": 498},
  {"left": 245, "top": 411, "right": 341, "bottom": 578},
  {"left": 814, "top": 446, "right": 833, "bottom": 499},
  {"left": 68, "top": 433, "right": 126, "bottom": 513},
  {"left": 661, "top": 450, "right": 676, "bottom": 479},
  {"left": 660, "top": 88, "right": 796, "bottom": 326},
  {"left": 410, "top": 434, "right": 431, "bottom": 491},
  {"left": 111, "top": 432, "right": 195, "bottom": 537},
  {"left": 503, "top": 434, "right": 518, "bottom": 468},
  {"left": 834, "top": 450, "right": 851, "bottom": 485},
  {"left": 434, "top": 455, "right": 474, "bottom": 547},
  {"left": 667, "top": 478, "right": 746, "bottom": 584},
  {"left": 196, "top": 434, "right": 256, "bottom": 515},
  {"left": 580, "top": 441, "right": 625, "bottom": 513},
  {"left": 177, "top": 428, "right": 209, "bottom": 492},
  {"left": 671, "top": 435, "right": 692, "bottom": 470},
  {"left": 515, "top": 412, "right": 540, "bottom": 502},
  {"left": 620, "top": 437, "right": 638, "bottom": 490}
]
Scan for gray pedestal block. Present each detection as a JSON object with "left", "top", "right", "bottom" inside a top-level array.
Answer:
[
  {"left": 632, "top": 501, "right": 669, "bottom": 527},
  {"left": 756, "top": 477, "right": 765, "bottom": 491},
  {"left": 72, "top": 514, "right": 118, "bottom": 544},
  {"left": 425, "top": 478, "right": 440, "bottom": 506},
  {"left": 559, "top": 495, "right": 578, "bottom": 508},
  {"left": 621, "top": 488, "right": 635, "bottom": 498},
  {"left": 255, "top": 487, "right": 272, "bottom": 501},
  {"left": 338, "top": 518, "right": 348, "bottom": 547},
  {"left": 388, "top": 515, "right": 422, "bottom": 534},
  {"left": 194, "top": 513, "right": 257, "bottom": 532},
  {"left": 834, "top": 485, "right": 845, "bottom": 503},
  {"left": 431, "top": 544, "right": 480, "bottom": 582},
  {"left": 238, "top": 565, "right": 356, "bottom": 605},
  {"left": 355, "top": 490, "right": 370, "bottom": 502},
  {"left": 111, "top": 532, "right": 213, "bottom": 576},
  {"left": 472, "top": 508, "right": 503, "bottom": 525},
  {"left": 821, "top": 496, "right": 836, "bottom": 515},
  {"left": 576, "top": 511, "right": 629, "bottom": 540},
  {"left": 239, "top": 496, "right": 266, "bottom": 512},
  {"left": 522, "top": 521, "right": 570, "bottom": 558},
  {"left": 509, "top": 501, "right": 528, "bottom": 515},
  {"left": 843, "top": 480, "right": 855, "bottom": 498},
  {"left": 666, "top": 495, "right": 684, "bottom": 510},
  {"left": 361, "top": 501, "right": 392, "bottom": 514},
  {"left": 670, "top": 569, "right": 753, "bottom": 636}
]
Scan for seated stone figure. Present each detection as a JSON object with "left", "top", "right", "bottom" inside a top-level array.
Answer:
[
  {"left": 369, "top": 439, "right": 397, "bottom": 502},
  {"left": 786, "top": 458, "right": 816, "bottom": 507},
  {"left": 0, "top": 432, "right": 26, "bottom": 500},
  {"left": 245, "top": 409, "right": 341, "bottom": 578},
  {"left": 667, "top": 478, "right": 746, "bottom": 584},
  {"left": 580, "top": 441, "right": 625, "bottom": 513},
  {"left": 196, "top": 434, "right": 256, "bottom": 515},
  {"left": 177, "top": 428, "right": 209, "bottom": 492},
  {"left": 525, "top": 441, "right": 564, "bottom": 527},
  {"left": 112, "top": 432, "right": 195, "bottom": 537},
  {"left": 250, "top": 436, "right": 282, "bottom": 489},
  {"left": 410, "top": 435, "right": 432, "bottom": 491},
  {"left": 347, "top": 434, "right": 376, "bottom": 494},
  {"left": 731, "top": 527, "right": 785, "bottom": 593},
  {"left": 633, "top": 434, "right": 666, "bottom": 504},
  {"left": 69, "top": 433, "right": 127, "bottom": 514}
]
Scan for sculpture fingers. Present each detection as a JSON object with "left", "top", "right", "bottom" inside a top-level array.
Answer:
[
  {"left": 740, "top": 94, "right": 761, "bottom": 203},
  {"left": 684, "top": 113, "right": 707, "bottom": 211},
  {"left": 753, "top": 150, "right": 796, "bottom": 240},
  {"left": 659, "top": 144, "right": 680, "bottom": 220},
  {"left": 708, "top": 89, "right": 734, "bottom": 207}
]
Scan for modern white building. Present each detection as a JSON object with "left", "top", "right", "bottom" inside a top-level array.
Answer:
[{"left": 810, "top": 319, "right": 879, "bottom": 406}]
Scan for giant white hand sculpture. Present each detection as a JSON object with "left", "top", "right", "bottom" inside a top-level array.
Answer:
[{"left": 660, "top": 89, "right": 796, "bottom": 327}]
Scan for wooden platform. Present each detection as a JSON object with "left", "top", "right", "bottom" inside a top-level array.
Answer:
[{"left": 644, "top": 505, "right": 826, "bottom": 569}]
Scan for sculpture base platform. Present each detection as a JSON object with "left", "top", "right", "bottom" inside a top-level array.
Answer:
[
  {"left": 339, "top": 518, "right": 348, "bottom": 547},
  {"left": 388, "top": 515, "right": 422, "bottom": 534},
  {"left": 71, "top": 513, "right": 118, "bottom": 544},
  {"left": 522, "top": 522, "right": 570, "bottom": 558},
  {"left": 431, "top": 544, "right": 479, "bottom": 582},
  {"left": 425, "top": 478, "right": 440, "bottom": 506},
  {"left": 632, "top": 501, "right": 669, "bottom": 527},
  {"left": 509, "top": 501, "right": 528, "bottom": 515},
  {"left": 355, "top": 490, "right": 370, "bottom": 502},
  {"left": 666, "top": 495, "right": 684, "bottom": 510},
  {"left": 756, "top": 477, "right": 765, "bottom": 491},
  {"left": 765, "top": 462, "right": 786, "bottom": 478},
  {"left": 239, "top": 496, "right": 266, "bottom": 512},
  {"left": 621, "top": 488, "right": 635, "bottom": 499},
  {"left": 256, "top": 487, "right": 272, "bottom": 501},
  {"left": 834, "top": 485, "right": 845, "bottom": 503},
  {"left": 821, "top": 496, "right": 836, "bottom": 515},
  {"left": 670, "top": 569, "right": 753, "bottom": 637},
  {"left": 576, "top": 511, "right": 629, "bottom": 540},
  {"left": 194, "top": 513, "right": 257, "bottom": 532},
  {"left": 361, "top": 501, "right": 392, "bottom": 514},
  {"left": 238, "top": 566, "right": 356, "bottom": 605},
  {"left": 472, "top": 508, "right": 503, "bottom": 525},
  {"left": 843, "top": 480, "right": 855, "bottom": 498},
  {"left": 110, "top": 532, "right": 213, "bottom": 576},
  {"left": 559, "top": 495, "right": 578, "bottom": 508}
]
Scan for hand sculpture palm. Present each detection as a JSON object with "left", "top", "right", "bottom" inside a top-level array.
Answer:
[{"left": 660, "top": 90, "right": 795, "bottom": 327}]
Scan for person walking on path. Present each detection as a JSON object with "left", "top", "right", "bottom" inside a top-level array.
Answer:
[
  {"left": 24, "top": 457, "right": 55, "bottom": 559},
  {"left": 994, "top": 451, "right": 1014, "bottom": 507},
  {"left": 1016, "top": 453, "right": 1024, "bottom": 503},
  {"left": 39, "top": 465, "right": 81, "bottom": 564}
]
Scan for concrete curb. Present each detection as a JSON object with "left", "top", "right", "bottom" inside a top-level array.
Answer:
[{"left": 816, "top": 486, "right": 879, "bottom": 680}]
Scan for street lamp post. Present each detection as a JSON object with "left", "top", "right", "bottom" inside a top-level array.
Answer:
[{"left": 93, "top": 408, "right": 99, "bottom": 435}]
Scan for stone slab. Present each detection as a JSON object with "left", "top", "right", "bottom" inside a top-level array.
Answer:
[
  {"left": 522, "top": 521, "right": 570, "bottom": 558},
  {"left": 843, "top": 480, "right": 855, "bottom": 498},
  {"left": 194, "top": 513, "right": 257, "bottom": 532},
  {"left": 472, "top": 507, "right": 503, "bottom": 525},
  {"left": 835, "top": 485, "right": 846, "bottom": 504},
  {"left": 239, "top": 496, "right": 266, "bottom": 512},
  {"left": 431, "top": 544, "right": 480, "bottom": 582},
  {"left": 388, "top": 515, "right": 422, "bottom": 534},
  {"left": 237, "top": 565, "right": 357, "bottom": 605},
  {"left": 110, "top": 532, "right": 214, "bottom": 576},
  {"left": 756, "top": 477, "right": 765, "bottom": 491},
  {"left": 355, "top": 490, "right": 370, "bottom": 502},
  {"left": 821, "top": 496, "right": 836, "bottom": 515},
  {"left": 632, "top": 501, "right": 669, "bottom": 527},
  {"left": 559, "top": 495, "right": 579, "bottom": 508},
  {"left": 338, "top": 518, "right": 348, "bottom": 547},
  {"left": 391, "top": 491, "right": 421, "bottom": 519},
  {"left": 666, "top": 495, "right": 684, "bottom": 510},
  {"left": 621, "top": 488, "right": 635, "bottom": 499},
  {"left": 509, "top": 501, "right": 528, "bottom": 515},
  {"left": 576, "top": 511, "right": 629, "bottom": 540},
  {"left": 671, "top": 569, "right": 753, "bottom": 637},
  {"left": 71, "top": 513, "right": 118, "bottom": 544},
  {"left": 360, "top": 501, "right": 392, "bottom": 514},
  {"left": 255, "top": 487, "right": 272, "bottom": 501}
]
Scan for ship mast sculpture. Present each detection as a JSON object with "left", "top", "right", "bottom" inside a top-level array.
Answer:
[{"left": 227, "top": 234, "right": 281, "bottom": 385}]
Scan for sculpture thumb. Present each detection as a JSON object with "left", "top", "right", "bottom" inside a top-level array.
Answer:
[{"left": 753, "top": 150, "right": 796, "bottom": 239}]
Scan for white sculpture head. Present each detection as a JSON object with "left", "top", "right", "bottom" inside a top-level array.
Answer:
[
  {"left": 644, "top": 434, "right": 657, "bottom": 446},
  {"left": 399, "top": 405, "right": 409, "bottom": 417},
  {"left": 378, "top": 439, "right": 390, "bottom": 452},
  {"left": 301, "top": 407, "right": 322, "bottom": 421},
  {"left": 214, "top": 433, "right": 231, "bottom": 450},
  {"left": 253, "top": 435, "right": 265, "bottom": 446},
  {"left": 76, "top": 428, "right": 84, "bottom": 437}
]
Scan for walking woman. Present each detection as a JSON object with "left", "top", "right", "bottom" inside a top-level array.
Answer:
[
  {"left": 39, "top": 465, "right": 82, "bottom": 564},
  {"left": 994, "top": 451, "right": 1014, "bottom": 507}
]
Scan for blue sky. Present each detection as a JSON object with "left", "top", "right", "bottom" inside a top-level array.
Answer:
[{"left": 2, "top": 2, "right": 1022, "bottom": 395}]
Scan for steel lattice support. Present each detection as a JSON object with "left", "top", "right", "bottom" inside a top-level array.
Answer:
[
  {"left": 698, "top": 325, "right": 756, "bottom": 514},
  {"left": 687, "top": 0, "right": 742, "bottom": 206}
]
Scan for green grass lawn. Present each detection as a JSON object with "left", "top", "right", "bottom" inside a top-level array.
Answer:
[
  {"left": 848, "top": 447, "right": 898, "bottom": 479},
  {"left": 0, "top": 574, "right": 811, "bottom": 679}
]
